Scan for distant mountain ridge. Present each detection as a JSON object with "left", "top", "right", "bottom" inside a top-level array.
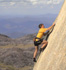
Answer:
[
  {"left": 0, "top": 34, "right": 10, "bottom": 38},
  {"left": 0, "top": 34, "right": 15, "bottom": 46},
  {"left": 0, "top": 33, "right": 36, "bottom": 46},
  {"left": 0, "top": 14, "right": 57, "bottom": 38}
]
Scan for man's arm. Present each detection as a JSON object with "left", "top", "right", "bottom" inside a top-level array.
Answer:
[{"left": 46, "top": 23, "right": 55, "bottom": 31}]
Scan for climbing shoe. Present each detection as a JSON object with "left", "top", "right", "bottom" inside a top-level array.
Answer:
[{"left": 33, "top": 58, "right": 37, "bottom": 62}]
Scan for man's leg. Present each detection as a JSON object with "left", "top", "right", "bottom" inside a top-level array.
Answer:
[
  {"left": 40, "top": 40, "right": 48, "bottom": 53},
  {"left": 33, "top": 46, "right": 38, "bottom": 62},
  {"left": 41, "top": 40, "right": 48, "bottom": 48}
]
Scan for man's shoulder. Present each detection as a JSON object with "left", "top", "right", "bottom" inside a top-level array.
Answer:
[{"left": 39, "top": 28, "right": 47, "bottom": 32}]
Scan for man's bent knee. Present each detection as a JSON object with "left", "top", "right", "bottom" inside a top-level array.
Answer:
[
  {"left": 46, "top": 41, "right": 48, "bottom": 44},
  {"left": 42, "top": 40, "right": 48, "bottom": 44}
]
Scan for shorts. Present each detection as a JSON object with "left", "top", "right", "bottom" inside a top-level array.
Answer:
[{"left": 34, "top": 39, "right": 43, "bottom": 46}]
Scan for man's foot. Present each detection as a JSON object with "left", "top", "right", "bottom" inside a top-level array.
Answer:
[
  {"left": 40, "top": 48, "right": 44, "bottom": 53},
  {"left": 33, "top": 58, "right": 37, "bottom": 62}
]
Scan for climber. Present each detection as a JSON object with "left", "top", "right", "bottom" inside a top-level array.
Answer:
[{"left": 33, "top": 23, "right": 55, "bottom": 62}]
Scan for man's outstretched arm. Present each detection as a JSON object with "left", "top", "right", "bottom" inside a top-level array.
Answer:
[{"left": 46, "top": 23, "right": 55, "bottom": 31}]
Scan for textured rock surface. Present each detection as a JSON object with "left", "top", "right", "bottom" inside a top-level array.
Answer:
[{"left": 33, "top": 0, "right": 66, "bottom": 70}]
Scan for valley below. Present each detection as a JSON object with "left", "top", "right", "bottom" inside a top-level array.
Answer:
[{"left": 0, "top": 33, "right": 37, "bottom": 70}]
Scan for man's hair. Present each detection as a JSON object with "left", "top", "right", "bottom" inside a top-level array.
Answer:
[{"left": 38, "top": 24, "right": 43, "bottom": 28}]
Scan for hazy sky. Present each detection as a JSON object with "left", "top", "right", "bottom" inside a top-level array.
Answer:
[{"left": 0, "top": 0, "right": 64, "bottom": 16}]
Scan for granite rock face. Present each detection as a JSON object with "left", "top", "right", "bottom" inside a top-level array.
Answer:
[{"left": 33, "top": 0, "right": 66, "bottom": 70}]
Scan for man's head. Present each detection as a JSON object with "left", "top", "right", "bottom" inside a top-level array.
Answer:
[{"left": 38, "top": 24, "right": 45, "bottom": 28}]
